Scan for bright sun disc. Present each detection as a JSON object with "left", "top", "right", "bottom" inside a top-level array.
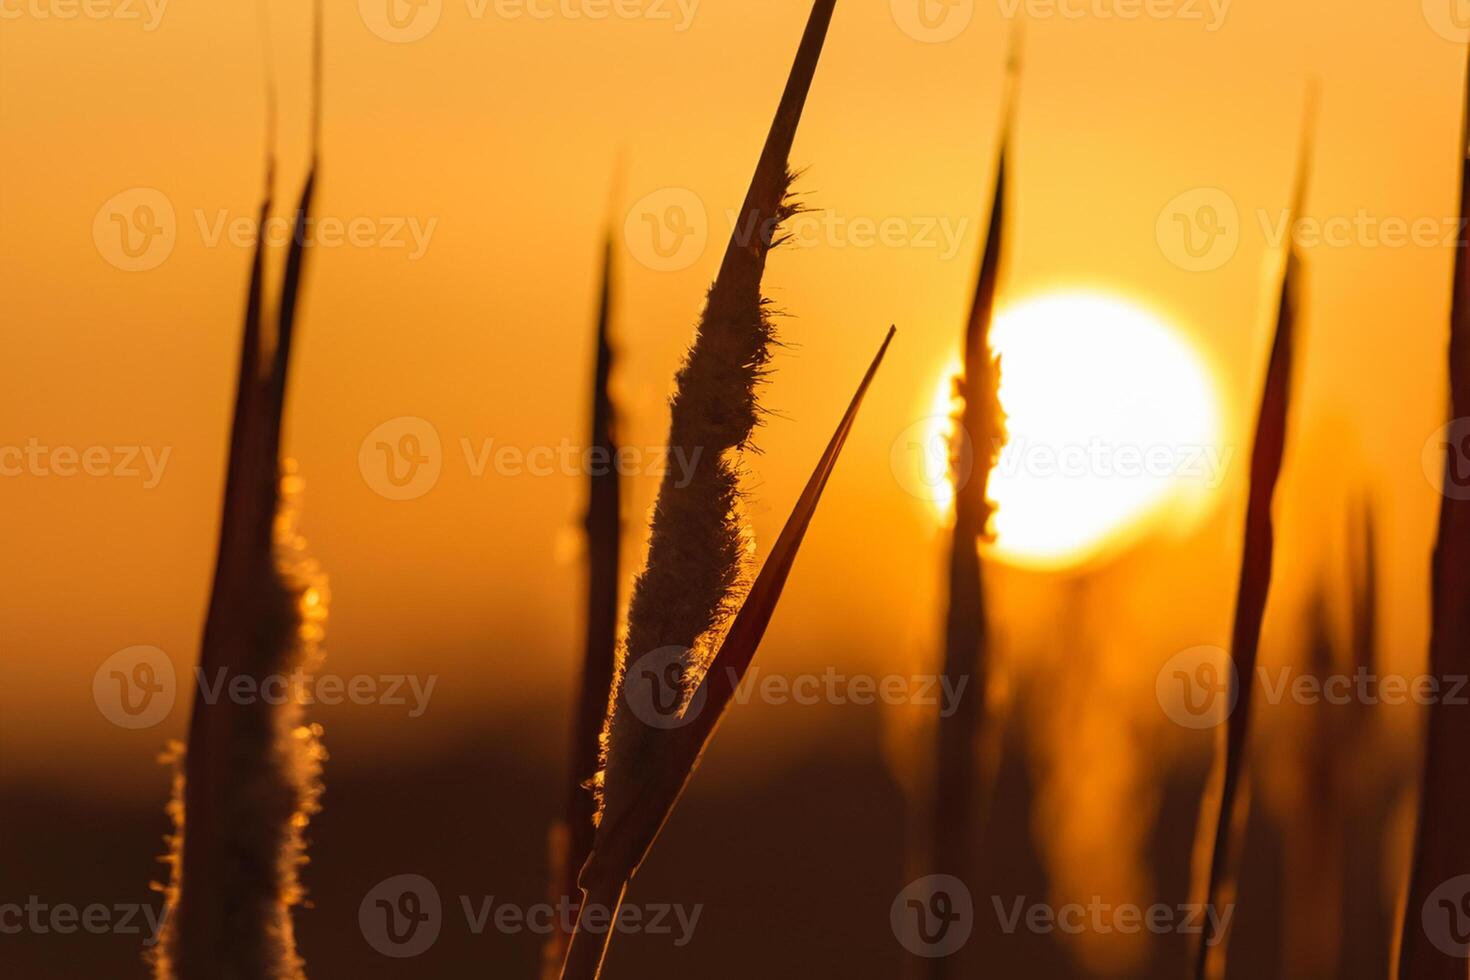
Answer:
[{"left": 933, "top": 291, "right": 1225, "bottom": 570}]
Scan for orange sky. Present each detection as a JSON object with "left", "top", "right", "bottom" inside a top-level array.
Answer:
[{"left": 0, "top": 0, "right": 1463, "bottom": 812}]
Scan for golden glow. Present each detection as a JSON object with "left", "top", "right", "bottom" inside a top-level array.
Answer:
[{"left": 930, "top": 291, "right": 1224, "bottom": 570}]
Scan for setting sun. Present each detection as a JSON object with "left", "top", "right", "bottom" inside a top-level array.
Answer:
[{"left": 930, "top": 291, "right": 1225, "bottom": 570}]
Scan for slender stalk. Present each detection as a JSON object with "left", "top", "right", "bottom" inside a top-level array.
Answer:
[
  {"left": 1396, "top": 46, "right": 1470, "bottom": 980},
  {"left": 1191, "top": 93, "right": 1314, "bottom": 980},
  {"left": 931, "top": 67, "right": 1011, "bottom": 980},
  {"left": 560, "top": 877, "right": 629, "bottom": 980},
  {"left": 544, "top": 231, "right": 622, "bottom": 978}
]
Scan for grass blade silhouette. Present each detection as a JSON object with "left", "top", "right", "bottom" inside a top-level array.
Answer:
[
  {"left": 544, "top": 229, "right": 622, "bottom": 979},
  {"left": 931, "top": 71, "right": 1011, "bottom": 980},
  {"left": 1396, "top": 47, "right": 1470, "bottom": 980},
  {"left": 1191, "top": 95, "right": 1314, "bottom": 980},
  {"left": 154, "top": 6, "right": 325, "bottom": 978}
]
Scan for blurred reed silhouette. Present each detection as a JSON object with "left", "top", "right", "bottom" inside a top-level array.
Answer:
[
  {"left": 929, "top": 47, "right": 1012, "bottom": 980},
  {"left": 543, "top": 227, "right": 622, "bottom": 979},
  {"left": 1190, "top": 89, "right": 1315, "bottom": 980},
  {"left": 152, "top": 5, "right": 326, "bottom": 979},
  {"left": 1397, "top": 44, "right": 1470, "bottom": 980}
]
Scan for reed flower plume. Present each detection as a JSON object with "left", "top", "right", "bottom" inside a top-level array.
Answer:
[
  {"left": 1396, "top": 46, "right": 1470, "bottom": 980},
  {"left": 153, "top": 7, "right": 325, "bottom": 978},
  {"left": 1190, "top": 91, "right": 1314, "bottom": 980},
  {"left": 594, "top": 0, "right": 835, "bottom": 875},
  {"left": 603, "top": 0, "right": 836, "bottom": 799},
  {"left": 556, "top": 11, "right": 898, "bottom": 977}
]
